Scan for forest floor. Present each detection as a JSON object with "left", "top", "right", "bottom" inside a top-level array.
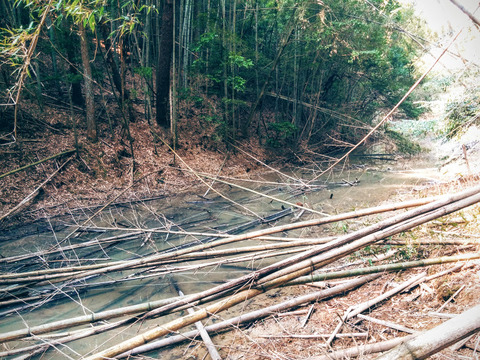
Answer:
[
  {"left": 0, "top": 98, "right": 276, "bottom": 226},
  {"left": 1, "top": 99, "right": 480, "bottom": 359}
]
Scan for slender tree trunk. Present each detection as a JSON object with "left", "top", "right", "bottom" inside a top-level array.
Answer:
[
  {"left": 46, "top": 15, "right": 61, "bottom": 97},
  {"left": 255, "top": 0, "right": 259, "bottom": 97},
  {"left": 171, "top": 0, "right": 177, "bottom": 145},
  {"left": 156, "top": 0, "right": 174, "bottom": 128},
  {"left": 79, "top": 23, "right": 97, "bottom": 141},
  {"left": 144, "top": 0, "right": 153, "bottom": 122},
  {"left": 221, "top": 0, "right": 229, "bottom": 134},
  {"left": 100, "top": 24, "right": 134, "bottom": 122},
  {"left": 182, "top": 0, "right": 192, "bottom": 89},
  {"left": 64, "top": 29, "right": 84, "bottom": 107},
  {"left": 34, "top": 60, "right": 43, "bottom": 110}
]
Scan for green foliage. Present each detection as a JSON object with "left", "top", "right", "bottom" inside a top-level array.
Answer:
[
  {"left": 390, "top": 119, "right": 436, "bottom": 138},
  {"left": 442, "top": 89, "right": 480, "bottom": 139},
  {"left": 384, "top": 127, "right": 422, "bottom": 155},
  {"left": 178, "top": 88, "right": 204, "bottom": 107},
  {"left": 228, "top": 53, "right": 253, "bottom": 69},
  {"left": 0, "top": 0, "right": 431, "bottom": 152},
  {"left": 267, "top": 121, "right": 297, "bottom": 148},
  {"left": 134, "top": 66, "right": 153, "bottom": 79}
]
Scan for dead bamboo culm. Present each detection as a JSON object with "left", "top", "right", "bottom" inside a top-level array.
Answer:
[{"left": 82, "top": 185, "right": 480, "bottom": 360}]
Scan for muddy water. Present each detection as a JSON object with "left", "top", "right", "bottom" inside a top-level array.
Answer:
[{"left": 0, "top": 156, "right": 443, "bottom": 359}]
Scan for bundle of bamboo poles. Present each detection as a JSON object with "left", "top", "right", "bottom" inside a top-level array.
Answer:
[{"left": 0, "top": 183, "right": 479, "bottom": 359}]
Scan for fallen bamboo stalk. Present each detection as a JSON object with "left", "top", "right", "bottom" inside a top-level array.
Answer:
[
  {"left": 357, "top": 314, "right": 417, "bottom": 334},
  {"left": 178, "top": 289, "right": 222, "bottom": 360},
  {"left": 55, "top": 170, "right": 161, "bottom": 246},
  {"left": 375, "top": 303, "right": 480, "bottom": 360},
  {"left": 258, "top": 186, "right": 480, "bottom": 291},
  {"left": 0, "top": 247, "right": 307, "bottom": 314},
  {"left": 117, "top": 274, "right": 380, "bottom": 358},
  {"left": 5, "top": 186, "right": 480, "bottom": 354},
  {"left": 88, "top": 275, "right": 382, "bottom": 359},
  {"left": 190, "top": 168, "right": 328, "bottom": 216},
  {"left": 19, "top": 191, "right": 438, "bottom": 286},
  {"left": 0, "top": 231, "right": 142, "bottom": 265},
  {"left": 0, "top": 206, "right": 291, "bottom": 269},
  {"left": 285, "top": 253, "right": 480, "bottom": 286},
  {"left": 155, "top": 135, "right": 262, "bottom": 219},
  {"left": 0, "top": 156, "right": 73, "bottom": 222},
  {"left": 228, "top": 142, "right": 308, "bottom": 187},
  {"left": 0, "top": 192, "right": 443, "bottom": 283},
  {"left": 140, "top": 185, "right": 480, "bottom": 326},
  {"left": 437, "top": 284, "right": 465, "bottom": 312},
  {"left": 27, "top": 186, "right": 480, "bottom": 334},
  {"left": 385, "top": 239, "right": 480, "bottom": 245},
  {"left": 0, "top": 295, "right": 182, "bottom": 343},
  {"left": 0, "top": 318, "right": 132, "bottom": 358},
  {"left": 307, "top": 335, "right": 416, "bottom": 360},
  {"left": 258, "top": 333, "right": 368, "bottom": 339},
  {"left": 0, "top": 149, "right": 75, "bottom": 180},
  {"left": 203, "top": 153, "right": 229, "bottom": 197},
  {"left": 326, "top": 272, "right": 426, "bottom": 346}
]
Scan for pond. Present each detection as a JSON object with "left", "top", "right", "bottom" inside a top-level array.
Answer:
[{"left": 0, "top": 155, "right": 442, "bottom": 359}]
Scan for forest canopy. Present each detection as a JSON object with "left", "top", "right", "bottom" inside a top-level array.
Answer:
[{"left": 0, "top": 0, "right": 425, "bottom": 151}]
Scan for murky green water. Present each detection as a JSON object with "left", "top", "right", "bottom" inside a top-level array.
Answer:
[{"left": 0, "top": 156, "right": 442, "bottom": 359}]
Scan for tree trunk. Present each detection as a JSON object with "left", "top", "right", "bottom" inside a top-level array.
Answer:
[
  {"left": 100, "top": 24, "right": 135, "bottom": 122},
  {"left": 156, "top": 0, "right": 174, "bottom": 128},
  {"left": 65, "top": 34, "right": 84, "bottom": 107},
  {"left": 79, "top": 23, "right": 97, "bottom": 141}
]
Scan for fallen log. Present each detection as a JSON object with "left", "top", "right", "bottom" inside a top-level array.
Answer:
[{"left": 375, "top": 303, "right": 480, "bottom": 360}]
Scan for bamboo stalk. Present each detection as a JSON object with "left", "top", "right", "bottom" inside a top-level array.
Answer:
[
  {"left": 17, "top": 192, "right": 432, "bottom": 286},
  {"left": 375, "top": 303, "right": 480, "bottom": 360},
  {"left": 0, "top": 296, "right": 181, "bottom": 343},
  {"left": 258, "top": 186, "right": 480, "bottom": 290},
  {"left": 0, "top": 149, "right": 75, "bottom": 180},
  {"left": 308, "top": 335, "right": 415, "bottom": 360},
  {"left": 258, "top": 333, "right": 368, "bottom": 339},
  {"left": 0, "top": 318, "right": 132, "bottom": 358},
  {"left": 357, "top": 314, "right": 417, "bottom": 334},
  {"left": 117, "top": 274, "right": 380, "bottom": 358},
  {"left": 177, "top": 288, "right": 222, "bottom": 360},
  {"left": 325, "top": 272, "right": 427, "bottom": 346},
  {"left": 88, "top": 191, "right": 480, "bottom": 360},
  {"left": 0, "top": 191, "right": 441, "bottom": 278},
  {"left": 203, "top": 153, "right": 229, "bottom": 197},
  {"left": 4, "top": 186, "right": 480, "bottom": 354},
  {"left": 0, "top": 156, "right": 73, "bottom": 222},
  {"left": 285, "top": 253, "right": 480, "bottom": 286},
  {"left": 141, "top": 185, "right": 480, "bottom": 325}
]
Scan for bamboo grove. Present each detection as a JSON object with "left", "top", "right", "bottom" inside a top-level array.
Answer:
[{"left": 0, "top": 0, "right": 426, "bottom": 149}]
